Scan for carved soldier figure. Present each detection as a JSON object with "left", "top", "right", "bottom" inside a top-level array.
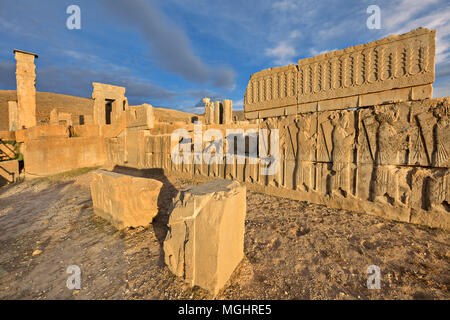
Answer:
[
  {"left": 294, "top": 114, "right": 317, "bottom": 191},
  {"left": 428, "top": 171, "right": 449, "bottom": 212},
  {"left": 372, "top": 105, "right": 411, "bottom": 205},
  {"left": 329, "top": 111, "right": 355, "bottom": 197},
  {"left": 427, "top": 101, "right": 450, "bottom": 211},
  {"left": 431, "top": 101, "right": 449, "bottom": 168}
]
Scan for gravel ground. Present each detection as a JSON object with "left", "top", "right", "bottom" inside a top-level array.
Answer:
[{"left": 0, "top": 168, "right": 448, "bottom": 300}]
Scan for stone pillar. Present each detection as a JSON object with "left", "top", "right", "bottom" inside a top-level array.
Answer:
[
  {"left": 8, "top": 101, "right": 18, "bottom": 131},
  {"left": 223, "top": 99, "right": 233, "bottom": 124},
  {"left": 142, "top": 103, "right": 154, "bottom": 129},
  {"left": 14, "top": 50, "right": 38, "bottom": 129},
  {"left": 49, "top": 109, "right": 59, "bottom": 125},
  {"left": 92, "top": 83, "right": 106, "bottom": 126},
  {"left": 214, "top": 101, "right": 222, "bottom": 125}
]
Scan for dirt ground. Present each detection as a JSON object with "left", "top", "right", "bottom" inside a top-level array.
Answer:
[{"left": 0, "top": 168, "right": 449, "bottom": 300}]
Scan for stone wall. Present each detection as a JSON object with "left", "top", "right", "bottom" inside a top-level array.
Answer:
[
  {"left": 104, "top": 29, "right": 448, "bottom": 230},
  {"left": 244, "top": 28, "right": 435, "bottom": 119},
  {"left": 105, "top": 97, "right": 449, "bottom": 231},
  {"left": 24, "top": 136, "right": 106, "bottom": 176}
]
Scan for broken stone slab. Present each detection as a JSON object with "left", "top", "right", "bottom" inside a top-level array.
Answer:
[
  {"left": 163, "top": 179, "right": 246, "bottom": 295},
  {"left": 90, "top": 169, "right": 163, "bottom": 230}
]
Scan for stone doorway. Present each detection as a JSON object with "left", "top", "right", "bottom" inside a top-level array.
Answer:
[{"left": 105, "top": 100, "right": 114, "bottom": 125}]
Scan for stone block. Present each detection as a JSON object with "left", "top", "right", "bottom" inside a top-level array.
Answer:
[
  {"left": 358, "top": 87, "right": 411, "bottom": 107},
  {"left": 163, "top": 180, "right": 246, "bottom": 295},
  {"left": 0, "top": 159, "right": 19, "bottom": 185},
  {"left": 244, "top": 111, "right": 258, "bottom": 120},
  {"left": 24, "top": 136, "right": 106, "bottom": 176},
  {"left": 26, "top": 125, "right": 69, "bottom": 140},
  {"left": 297, "top": 102, "right": 317, "bottom": 114},
  {"left": 318, "top": 95, "right": 358, "bottom": 111},
  {"left": 411, "top": 84, "right": 433, "bottom": 101},
  {"left": 127, "top": 104, "right": 154, "bottom": 129},
  {"left": 90, "top": 170, "right": 163, "bottom": 230}
]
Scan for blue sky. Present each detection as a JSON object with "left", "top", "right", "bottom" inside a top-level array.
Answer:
[{"left": 0, "top": 0, "right": 449, "bottom": 113}]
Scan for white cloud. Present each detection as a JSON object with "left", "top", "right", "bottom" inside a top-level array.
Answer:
[
  {"left": 265, "top": 41, "right": 297, "bottom": 65},
  {"left": 233, "top": 99, "right": 244, "bottom": 108},
  {"left": 382, "top": 1, "right": 450, "bottom": 64},
  {"left": 383, "top": 0, "right": 440, "bottom": 30},
  {"left": 289, "top": 30, "right": 301, "bottom": 39},
  {"left": 272, "top": 0, "right": 299, "bottom": 11}
]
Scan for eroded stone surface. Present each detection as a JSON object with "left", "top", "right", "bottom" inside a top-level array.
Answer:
[
  {"left": 90, "top": 170, "right": 163, "bottom": 229},
  {"left": 244, "top": 28, "right": 436, "bottom": 118},
  {"left": 163, "top": 179, "right": 246, "bottom": 295},
  {"left": 14, "top": 50, "right": 38, "bottom": 129}
]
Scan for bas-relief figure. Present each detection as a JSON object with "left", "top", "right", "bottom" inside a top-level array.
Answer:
[
  {"left": 427, "top": 101, "right": 450, "bottom": 212},
  {"left": 293, "top": 114, "right": 316, "bottom": 191},
  {"left": 371, "top": 105, "right": 412, "bottom": 205},
  {"left": 328, "top": 111, "right": 355, "bottom": 198},
  {"left": 431, "top": 101, "right": 449, "bottom": 168}
]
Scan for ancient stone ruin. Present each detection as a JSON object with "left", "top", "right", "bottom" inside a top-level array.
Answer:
[
  {"left": 100, "top": 28, "right": 448, "bottom": 231},
  {"left": 13, "top": 50, "right": 38, "bottom": 130},
  {"left": 244, "top": 28, "right": 435, "bottom": 119},
  {"left": 0, "top": 25, "right": 449, "bottom": 298},
  {"left": 92, "top": 82, "right": 128, "bottom": 126},
  {"left": 164, "top": 180, "right": 246, "bottom": 295},
  {"left": 1, "top": 28, "right": 447, "bottom": 232},
  {"left": 90, "top": 169, "right": 163, "bottom": 230},
  {"left": 203, "top": 98, "right": 233, "bottom": 125}
]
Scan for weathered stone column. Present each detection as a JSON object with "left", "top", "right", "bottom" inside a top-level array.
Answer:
[
  {"left": 214, "top": 101, "right": 222, "bottom": 124},
  {"left": 14, "top": 50, "right": 38, "bottom": 129},
  {"left": 223, "top": 99, "right": 233, "bottom": 124},
  {"left": 8, "top": 101, "right": 18, "bottom": 131},
  {"left": 203, "top": 98, "right": 213, "bottom": 125}
]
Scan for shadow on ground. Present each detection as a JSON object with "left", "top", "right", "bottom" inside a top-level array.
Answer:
[{"left": 111, "top": 166, "right": 178, "bottom": 265}]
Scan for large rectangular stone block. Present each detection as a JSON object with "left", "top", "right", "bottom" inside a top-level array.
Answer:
[
  {"left": 244, "top": 28, "right": 436, "bottom": 118},
  {"left": 90, "top": 170, "right": 163, "bottom": 230},
  {"left": 163, "top": 180, "right": 246, "bottom": 295},
  {"left": 24, "top": 136, "right": 106, "bottom": 176}
]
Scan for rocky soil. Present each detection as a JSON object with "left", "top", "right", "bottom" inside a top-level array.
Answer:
[{"left": 0, "top": 168, "right": 448, "bottom": 300}]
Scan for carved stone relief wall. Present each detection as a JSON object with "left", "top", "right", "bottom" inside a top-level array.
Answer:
[
  {"left": 104, "top": 28, "right": 448, "bottom": 231},
  {"left": 244, "top": 28, "right": 436, "bottom": 119}
]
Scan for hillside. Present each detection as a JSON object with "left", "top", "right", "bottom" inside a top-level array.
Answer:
[
  {"left": 0, "top": 90, "right": 94, "bottom": 130},
  {"left": 0, "top": 90, "right": 200, "bottom": 130},
  {"left": 152, "top": 106, "right": 201, "bottom": 124}
]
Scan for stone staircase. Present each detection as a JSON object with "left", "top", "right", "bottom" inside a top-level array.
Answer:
[{"left": 0, "top": 140, "right": 16, "bottom": 161}]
